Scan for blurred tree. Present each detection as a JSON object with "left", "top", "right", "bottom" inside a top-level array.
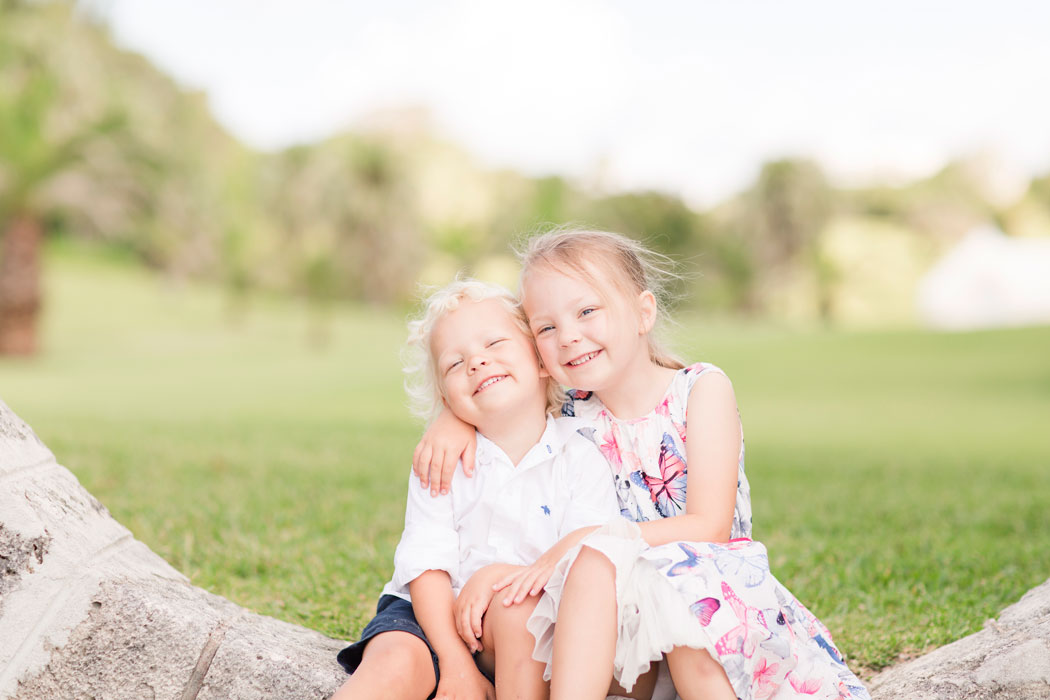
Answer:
[
  {"left": 263, "top": 134, "right": 422, "bottom": 325},
  {"left": 739, "top": 158, "right": 834, "bottom": 319},
  {"left": 0, "top": 4, "right": 129, "bottom": 354},
  {"left": 587, "top": 190, "right": 704, "bottom": 258}
]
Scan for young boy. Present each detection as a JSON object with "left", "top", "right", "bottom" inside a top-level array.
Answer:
[{"left": 332, "top": 280, "right": 619, "bottom": 700}]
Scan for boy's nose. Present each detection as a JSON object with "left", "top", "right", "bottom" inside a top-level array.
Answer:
[{"left": 468, "top": 356, "right": 490, "bottom": 373}]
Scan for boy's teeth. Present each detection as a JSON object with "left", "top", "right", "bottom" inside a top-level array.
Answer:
[
  {"left": 477, "top": 376, "right": 505, "bottom": 392},
  {"left": 569, "top": 351, "right": 598, "bottom": 366}
]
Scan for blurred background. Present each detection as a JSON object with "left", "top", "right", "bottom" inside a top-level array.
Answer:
[{"left": 1, "top": 0, "right": 1048, "bottom": 676}]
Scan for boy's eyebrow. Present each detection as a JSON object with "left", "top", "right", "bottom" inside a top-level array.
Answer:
[{"left": 434, "top": 348, "right": 458, "bottom": 367}]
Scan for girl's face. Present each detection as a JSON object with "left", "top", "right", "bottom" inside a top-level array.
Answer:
[
  {"left": 431, "top": 298, "right": 548, "bottom": 429},
  {"left": 522, "top": 264, "right": 654, "bottom": 393}
]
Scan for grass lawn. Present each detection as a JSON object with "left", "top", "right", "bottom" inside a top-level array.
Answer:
[{"left": 2, "top": 242, "right": 1048, "bottom": 676}]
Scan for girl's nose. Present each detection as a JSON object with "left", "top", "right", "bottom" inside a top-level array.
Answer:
[
  {"left": 558, "top": 327, "right": 581, "bottom": 348},
  {"left": 468, "top": 355, "right": 490, "bottom": 373}
]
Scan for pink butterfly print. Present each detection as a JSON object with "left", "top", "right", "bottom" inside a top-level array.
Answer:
[
  {"left": 643, "top": 433, "right": 687, "bottom": 517},
  {"left": 788, "top": 672, "right": 823, "bottom": 695},
  {"left": 672, "top": 418, "right": 687, "bottom": 444},
  {"left": 690, "top": 597, "right": 720, "bottom": 626},
  {"left": 714, "top": 581, "right": 771, "bottom": 658},
  {"left": 654, "top": 397, "right": 671, "bottom": 418},
  {"left": 599, "top": 429, "right": 623, "bottom": 470},
  {"left": 751, "top": 657, "right": 781, "bottom": 699}
]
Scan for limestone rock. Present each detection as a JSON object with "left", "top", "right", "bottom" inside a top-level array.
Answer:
[
  {"left": 0, "top": 399, "right": 346, "bottom": 699},
  {"left": 869, "top": 579, "right": 1050, "bottom": 699}
]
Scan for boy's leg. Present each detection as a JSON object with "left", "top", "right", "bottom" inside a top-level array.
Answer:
[
  {"left": 330, "top": 630, "right": 436, "bottom": 700},
  {"left": 476, "top": 594, "right": 548, "bottom": 700},
  {"left": 549, "top": 546, "right": 617, "bottom": 700},
  {"left": 664, "top": 647, "right": 735, "bottom": 700}
]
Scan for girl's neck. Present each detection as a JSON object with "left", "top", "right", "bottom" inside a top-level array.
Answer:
[
  {"left": 597, "top": 354, "right": 677, "bottom": 420},
  {"left": 477, "top": 403, "right": 548, "bottom": 466}
]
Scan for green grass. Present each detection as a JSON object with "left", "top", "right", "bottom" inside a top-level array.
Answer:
[{"left": 2, "top": 242, "right": 1048, "bottom": 676}]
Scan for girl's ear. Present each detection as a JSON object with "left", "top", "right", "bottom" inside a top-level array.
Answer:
[
  {"left": 637, "top": 290, "right": 658, "bottom": 334},
  {"left": 538, "top": 363, "right": 551, "bottom": 379}
]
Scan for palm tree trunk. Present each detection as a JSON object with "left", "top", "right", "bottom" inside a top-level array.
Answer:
[{"left": 0, "top": 214, "right": 42, "bottom": 356}]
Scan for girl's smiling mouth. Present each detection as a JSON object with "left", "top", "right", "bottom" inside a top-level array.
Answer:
[
  {"left": 566, "top": 350, "right": 602, "bottom": 367},
  {"left": 473, "top": 374, "right": 509, "bottom": 395}
]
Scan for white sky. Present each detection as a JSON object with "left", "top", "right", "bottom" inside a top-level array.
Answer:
[{"left": 89, "top": 0, "right": 1050, "bottom": 206}]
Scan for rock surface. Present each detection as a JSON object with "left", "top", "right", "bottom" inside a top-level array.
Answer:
[
  {"left": 868, "top": 578, "right": 1050, "bottom": 698},
  {"left": 0, "top": 399, "right": 346, "bottom": 700}
]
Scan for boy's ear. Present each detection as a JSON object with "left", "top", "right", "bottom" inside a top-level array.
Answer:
[
  {"left": 637, "top": 290, "right": 658, "bottom": 334},
  {"left": 538, "top": 362, "right": 551, "bottom": 379}
]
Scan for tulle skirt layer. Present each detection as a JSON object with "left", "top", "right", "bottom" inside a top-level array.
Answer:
[{"left": 527, "top": 519, "right": 870, "bottom": 700}]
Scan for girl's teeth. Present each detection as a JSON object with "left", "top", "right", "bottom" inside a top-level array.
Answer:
[{"left": 570, "top": 351, "right": 598, "bottom": 366}]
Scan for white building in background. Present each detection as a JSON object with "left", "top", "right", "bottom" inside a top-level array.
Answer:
[{"left": 917, "top": 226, "right": 1050, "bottom": 329}]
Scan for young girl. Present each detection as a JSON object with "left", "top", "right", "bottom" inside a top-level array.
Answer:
[{"left": 414, "top": 230, "right": 870, "bottom": 700}]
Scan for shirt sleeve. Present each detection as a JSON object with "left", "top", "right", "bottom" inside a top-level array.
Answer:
[
  {"left": 559, "top": 438, "right": 621, "bottom": 534},
  {"left": 390, "top": 468, "right": 460, "bottom": 591}
]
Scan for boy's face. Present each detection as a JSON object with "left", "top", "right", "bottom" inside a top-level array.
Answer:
[{"left": 431, "top": 298, "right": 549, "bottom": 429}]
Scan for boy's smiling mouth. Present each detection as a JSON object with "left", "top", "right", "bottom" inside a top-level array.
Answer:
[
  {"left": 566, "top": 350, "right": 601, "bottom": 367},
  {"left": 473, "top": 374, "right": 509, "bottom": 395}
]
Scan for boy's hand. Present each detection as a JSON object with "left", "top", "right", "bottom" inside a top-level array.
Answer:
[
  {"left": 453, "top": 566, "right": 504, "bottom": 652},
  {"left": 435, "top": 657, "right": 495, "bottom": 700},
  {"left": 412, "top": 406, "right": 476, "bottom": 497}
]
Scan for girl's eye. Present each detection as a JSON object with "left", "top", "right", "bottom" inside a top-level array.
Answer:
[
  {"left": 536, "top": 325, "right": 554, "bottom": 335},
  {"left": 580, "top": 307, "right": 597, "bottom": 317},
  {"left": 445, "top": 360, "right": 462, "bottom": 374},
  {"left": 487, "top": 338, "right": 506, "bottom": 347}
]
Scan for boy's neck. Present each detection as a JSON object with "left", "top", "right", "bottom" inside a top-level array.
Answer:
[{"left": 476, "top": 403, "right": 548, "bottom": 466}]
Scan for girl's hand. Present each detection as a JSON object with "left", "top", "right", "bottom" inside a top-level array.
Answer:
[
  {"left": 453, "top": 567, "right": 504, "bottom": 652},
  {"left": 434, "top": 658, "right": 495, "bottom": 700},
  {"left": 412, "top": 406, "right": 476, "bottom": 497},
  {"left": 492, "top": 551, "right": 559, "bottom": 606}
]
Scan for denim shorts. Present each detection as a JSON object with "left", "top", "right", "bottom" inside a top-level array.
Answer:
[{"left": 337, "top": 595, "right": 441, "bottom": 696}]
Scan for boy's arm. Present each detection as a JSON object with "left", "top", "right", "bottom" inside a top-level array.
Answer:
[
  {"left": 391, "top": 469, "right": 460, "bottom": 593},
  {"left": 409, "top": 571, "right": 495, "bottom": 700}
]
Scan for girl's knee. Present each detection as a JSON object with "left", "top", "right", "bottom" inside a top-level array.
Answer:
[
  {"left": 484, "top": 595, "right": 537, "bottom": 638},
  {"left": 566, "top": 546, "right": 615, "bottom": 584}
]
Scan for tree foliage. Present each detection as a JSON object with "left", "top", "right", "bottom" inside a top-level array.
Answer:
[{"left": 2, "top": 0, "right": 1042, "bottom": 351}]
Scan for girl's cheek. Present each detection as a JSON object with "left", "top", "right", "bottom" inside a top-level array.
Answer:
[{"left": 535, "top": 342, "right": 562, "bottom": 379}]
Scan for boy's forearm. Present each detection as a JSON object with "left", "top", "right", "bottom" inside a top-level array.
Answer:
[{"left": 408, "top": 570, "right": 475, "bottom": 666}]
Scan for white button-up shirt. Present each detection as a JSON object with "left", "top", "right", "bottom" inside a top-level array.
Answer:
[{"left": 381, "top": 415, "right": 619, "bottom": 600}]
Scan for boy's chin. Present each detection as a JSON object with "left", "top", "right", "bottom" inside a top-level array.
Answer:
[{"left": 476, "top": 387, "right": 544, "bottom": 415}]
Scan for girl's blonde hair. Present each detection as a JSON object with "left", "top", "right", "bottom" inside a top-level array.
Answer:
[
  {"left": 404, "top": 278, "right": 564, "bottom": 422},
  {"left": 517, "top": 227, "right": 685, "bottom": 370}
]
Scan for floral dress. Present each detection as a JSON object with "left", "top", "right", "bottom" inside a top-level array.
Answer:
[{"left": 526, "top": 363, "right": 870, "bottom": 700}]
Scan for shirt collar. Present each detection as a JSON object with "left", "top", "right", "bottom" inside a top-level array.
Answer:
[{"left": 475, "top": 414, "right": 564, "bottom": 472}]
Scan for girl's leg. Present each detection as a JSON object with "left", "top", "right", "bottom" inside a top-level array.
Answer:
[
  {"left": 476, "top": 594, "right": 548, "bottom": 699},
  {"left": 549, "top": 546, "right": 618, "bottom": 700},
  {"left": 329, "top": 630, "right": 436, "bottom": 700},
  {"left": 664, "top": 647, "right": 735, "bottom": 700}
]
